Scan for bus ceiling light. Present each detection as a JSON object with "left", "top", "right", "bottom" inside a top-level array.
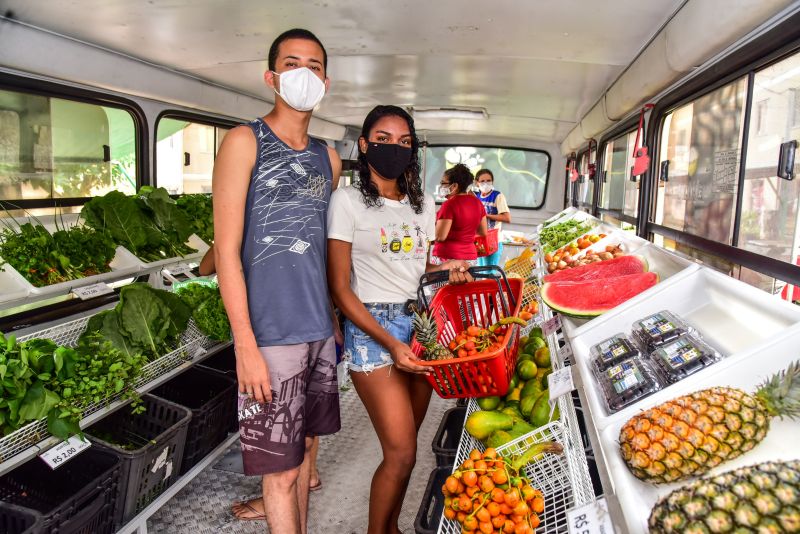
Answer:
[{"left": 409, "top": 107, "right": 489, "bottom": 120}]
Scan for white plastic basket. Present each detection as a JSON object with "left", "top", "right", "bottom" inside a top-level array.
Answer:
[
  {"left": 438, "top": 398, "right": 595, "bottom": 534},
  {"left": 0, "top": 312, "right": 207, "bottom": 463}
]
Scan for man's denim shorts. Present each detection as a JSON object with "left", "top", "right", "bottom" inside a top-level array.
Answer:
[{"left": 342, "top": 303, "right": 413, "bottom": 373}]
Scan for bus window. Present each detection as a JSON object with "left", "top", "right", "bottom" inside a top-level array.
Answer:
[
  {"left": 577, "top": 151, "right": 594, "bottom": 211},
  {"left": 0, "top": 88, "right": 137, "bottom": 204},
  {"left": 423, "top": 146, "right": 549, "bottom": 208},
  {"left": 739, "top": 50, "right": 800, "bottom": 293},
  {"left": 156, "top": 117, "right": 230, "bottom": 194},
  {"left": 654, "top": 77, "right": 748, "bottom": 244},
  {"left": 599, "top": 130, "right": 639, "bottom": 230}
]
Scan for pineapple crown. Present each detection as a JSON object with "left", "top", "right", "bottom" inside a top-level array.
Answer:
[
  {"left": 412, "top": 310, "right": 438, "bottom": 346},
  {"left": 756, "top": 360, "right": 800, "bottom": 419}
]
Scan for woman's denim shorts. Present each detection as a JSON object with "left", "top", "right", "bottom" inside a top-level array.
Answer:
[{"left": 343, "top": 303, "right": 413, "bottom": 373}]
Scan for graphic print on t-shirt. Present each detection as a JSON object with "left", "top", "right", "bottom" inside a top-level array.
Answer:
[
  {"left": 380, "top": 220, "right": 429, "bottom": 260},
  {"left": 249, "top": 133, "right": 329, "bottom": 266}
]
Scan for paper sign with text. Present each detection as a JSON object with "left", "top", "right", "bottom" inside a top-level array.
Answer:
[{"left": 40, "top": 435, "right": 91, "bottom": 469}]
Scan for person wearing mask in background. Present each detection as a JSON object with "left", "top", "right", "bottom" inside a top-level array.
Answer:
[
  {"left": 327, "top": 105, "right": 472, "bottom": 534},
  {"left": 213, "top": 28, "right": 342, "bottom": 533},
  {"left": 474, "top": 169, "right": 511, "bottom": 267},
  {"left": 431, "top": 163, "right": 488, "bottom": 265}
]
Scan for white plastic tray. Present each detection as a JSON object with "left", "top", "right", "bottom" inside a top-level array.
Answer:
[
  {"left": 136, "top": 233, "right": 209, "bottom": 270},
  {"left": 0, "top": 257, "right": 32, "bottom": 304},
  {"left": 595, "top": 326, "right": 800, "bottom": 533},
  {"left": 568, "top": 265, "right": 800, "bottom": 430}
]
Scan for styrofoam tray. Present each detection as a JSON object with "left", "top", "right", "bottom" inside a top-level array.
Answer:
[
  {"left": 568, "top": 265, "right": 800, "bottom": 430},
  {"left": 558, "top": 243, "right": 699, "bottom": 340},
  {"left": 136, "top": 233, "right": 209, "bottom": 270},
  {"left": 595, "top": 326, "right": 800, "bottom": 533},
  {"left": 0, "top": 257, "right": 31, "bottom": 304}
]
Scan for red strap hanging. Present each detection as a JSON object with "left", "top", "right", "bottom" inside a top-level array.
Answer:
[
  {"left": 587, "top": 138, "right": 597, "bottom": 180},
  {"left": 567, "top": 154, "right": 579, "bottom": 182},
  {"left": 631, "top": 103, "right": 655, "bottom": 178}
]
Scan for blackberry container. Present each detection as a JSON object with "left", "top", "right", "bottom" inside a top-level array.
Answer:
[
  {"left": 631, "top": 310, "right": 695, "bottom": 353},
  {"left": 595, "top": 357, "right": 661, "bottom": 413},
  {"left": 649, "top": 334, "right": 722, "bottom": 384},
  {"left": 590, "top": 333, "right": 642, "bottom": 373}
]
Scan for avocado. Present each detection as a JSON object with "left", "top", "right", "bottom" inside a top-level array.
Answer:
[{"left": 465, "top": 410, "right": 513, "bottom": 440}]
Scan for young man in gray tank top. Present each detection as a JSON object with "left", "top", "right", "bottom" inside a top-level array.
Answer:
[{"left": 212, "top": 28, "right": 342, "bottom": 534}]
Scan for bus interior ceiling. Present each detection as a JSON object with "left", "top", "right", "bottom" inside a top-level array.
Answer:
[{"left": 0, "top": 0, "right": 799, "bottom": 226}]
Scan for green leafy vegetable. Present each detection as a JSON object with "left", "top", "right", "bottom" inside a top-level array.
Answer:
[
  {"left": 176, "top": 283, "right": 231, "bottom": 341},
  {"left": 538, "top": 219, "right": 596, "bottom": 253},
  {"left": 175, "top": 194, "right": 214, "bottom": 244}
]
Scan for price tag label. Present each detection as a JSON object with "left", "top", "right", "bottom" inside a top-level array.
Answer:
[
  {"left": 567, "top": 497, "right": 616, "bottom": 534},
  {"left": 559, "top": 343, "right": 574, "bottom": 362},
  {"left": 167, "top": 263, "right": 193, "bottom": 276},
  {"left": 542, "top": 314, "right": 561, "bottom": 336},
  {"left": 39, "top": 435, "right": 91, "bottom": 469},
  {"left": 548, "top": 366, "right": 575, "bottom": 401},
  {"left": 71, "top": 282, "right": 113, "bottom": 301}
]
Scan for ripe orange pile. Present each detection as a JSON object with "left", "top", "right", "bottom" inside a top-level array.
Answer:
[{"left": 442, "top": 448, "right": 545, "bottom": 533}]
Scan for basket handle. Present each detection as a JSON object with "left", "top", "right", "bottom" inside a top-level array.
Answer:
[{"left": 416, "top": 265, "right": 517, "bottom": 313}]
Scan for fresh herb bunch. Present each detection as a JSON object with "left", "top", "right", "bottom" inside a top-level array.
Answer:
[
  {"left": 538, "top": 219, "right": 595, "bottom": 253},
  {"left": 82, "top": 186, "right": 197, "bottom": 262},
  {"left": 80, "top": 283, "right": 192, "bottom": 361},
  {"left": 176, "top": 194, "right": 213, "bottom": 244},
  {"left": 0, "top": 222, "right": 115, "bottom": 287},
  {"left": 0, "top": 333, "right": 146, "bottom": 440},
  {"left": 176, "top": 283, "right": 231, "bottom": 341}
]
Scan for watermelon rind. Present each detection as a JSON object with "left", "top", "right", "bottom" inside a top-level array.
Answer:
[
  {"left": 543, "top": 254, "right": 649, "bottom": 284},
  {"left": 541, "top": 271, "right": 660, "bottom": 318}
]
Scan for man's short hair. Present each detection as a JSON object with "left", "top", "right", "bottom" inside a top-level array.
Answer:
[{"left": 268, "top": 28, "right": 328, "bottom": 72}]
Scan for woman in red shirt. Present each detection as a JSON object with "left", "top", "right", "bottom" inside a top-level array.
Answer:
[{"left": 432, "top": 164, "right": 488, "bottom": 263}]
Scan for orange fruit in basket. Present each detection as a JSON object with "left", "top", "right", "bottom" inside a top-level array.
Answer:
[
  {"left": 512, "top": 501, "right": 529, "bottom": 516},
  {"left": 445, "top": 476, "right": 459, "bottom": 494},
  {"left": 491, "top": 488, "right": 506, "bottom": 503},
  {"left": 491, "top": 514, "right": 505, "bottom": 528},
  {"left": 504, "top": 488, "right": 521, "bottom": 507},
  {"left": 492, "top": 469, "right": 508, "bottom": 485},
  {"left": 478, "top": 521, "right": 493, "bottom": 534},
  {"left": 529, "top": 513, "right": 541, "bottom": 529},
  {"left": 479, "top": 475, "right": 495, "bottom": 493},
  {"left": 467, "top": 325, "right": 482, "bottom": 337},
  {"left": 483, "top": 447, "right": 497, "bottom": 459},
  {"left": 444, "top": 507, "right": 456, "bottom": 520},
  {"left": 462, "top": 471, "right": 478, "bottom": 487},
  {"left": 475, "top": 507, "right": 491, "bottom": 523},
  {"left": 503, "top": 519, "right": 515, "bottom": 532},
  {"left": 462, "top": 515, "right": 478, "bottom": 531},
  {"left": 486, "top": 502, "right": 501, "bottom": 517},
  {"left": 459, "top": 495, "right": 474, "bottom": 513},
  {"left": 531, "top": 496, "right": 545, "bottom": 514}
]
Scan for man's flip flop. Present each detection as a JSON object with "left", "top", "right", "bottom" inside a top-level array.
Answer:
[
  {"left": 232, "top": 501, "right": 266, "bottom": 521},
  {"left": 310, "top": 480, "right": 323, "bottom": 492}
]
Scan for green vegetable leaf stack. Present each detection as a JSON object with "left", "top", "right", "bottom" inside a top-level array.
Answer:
[
  {"left": 175, "top": 283, "right": 231, "bottom": 341},
  {"left": 176, "top": 193, "right": 213, "bottom": 244}
]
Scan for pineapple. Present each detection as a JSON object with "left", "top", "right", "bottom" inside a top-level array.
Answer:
[
  {"left": 620, "top": 361, "right": 800, "bottom": 484},
  {"left": 648, "top": 459, "right": 800, "bottom": 533},
  {"left": 412, "top": 310, "right": 453, "bottom": 361}
]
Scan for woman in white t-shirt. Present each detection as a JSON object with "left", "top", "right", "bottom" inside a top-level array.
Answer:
[{"left": 327, "top": 105, "right": 471, "bottom": 534}]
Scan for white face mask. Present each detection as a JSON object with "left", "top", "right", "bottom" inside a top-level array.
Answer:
[
  {"left": 272, "top": 67, "right": 326, "bottom": 111},
  {"left": 478, "top": 183, "right": 494, "bottom": 194},
  {"left": 436, "top": 184, "right": 454, "bottom": 199}
]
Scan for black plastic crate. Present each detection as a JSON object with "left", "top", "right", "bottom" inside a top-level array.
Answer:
[
  {"left": 0, "top": 503, "right": 43, "bottom": 534},
  {"left": 197, "top": 346, "right": 239, "bottom": 433},
  {"left": 0, "top": 447, "right": 120, "bottom": 534},
  {"left": 431, "top": 407, "right": 466, "bottom": 467},
  {"left": 151, "top": 366, "right": 237, "bottom": 474},
  {"left": 197, "top": 345, "right": 236, "bottom": 375},
  {"left": 455, "top": 398, "right": 468, "bottom": 408},
  {"left": 86, "top": 394, "right": 192, "bottom": 525},
  {"left": 414, "top": 465, "right": 452, "bottom": 534}
]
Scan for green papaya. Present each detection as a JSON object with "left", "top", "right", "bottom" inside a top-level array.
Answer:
[
  {"left": 537, "top": 367, "right": 552, "bottom": 388},
  {"left": 505, "top": 385, "right": 522, "bottom": 403},
  {"left": 508, "top": 373, "right": 519, "bottom": 391},
  {"left": 501, "top": 403, "right": 523, "bottom": 420},
  {"left": 465, "top": 410, "right": 513, "bottom": 440},
  {"left": 529, "top": 390, "right": 559, "bottom": 427},
  {"left": 520, "top": 379, "right": 543, "bottom": 400},
  {"left": 520, "top": 393, "right": 537, "bottom": 418},
  {"left": 476, "top": 396, "right": 502, "bottom": 411},
  {"left": 486, "top": 430, "right": 513, "bottom": 449},
  {"left": 510, "top": 419, "right": 536, "bottom": 437}
]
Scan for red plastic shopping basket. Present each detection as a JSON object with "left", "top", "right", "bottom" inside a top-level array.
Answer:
[
  {"left": 474, "top": 228, "right": 500, "bottom": 257},
  {"left": 411, "top": 266, "right": 523, "bottom": 399}
]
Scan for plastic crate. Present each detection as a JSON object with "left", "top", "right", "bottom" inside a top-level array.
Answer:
[
  {"left": 197, "top": 345, "right": 236, "bottom": 375},
  {"left": 0, "top": 503, "right": 42, "bottom": 534},
  {"left": 431, "top": 407, "right": 465, "bottom": 467},
  {"left": 0, "top": 447, "right": 121, "bottom": 534},
  {"left": 414, "top": 465, "right": 452, "bottom": 534},
  {"left": 412, "top": 267, "right": 523, "bottom": 398},
  {"left": 86, "top": 394, "right": 192, "bottom": 525},
  {"left": 474, "top": 228, "right": 499, "bottom": 257},
  {"left": 151, "top": 366, "right": 237, "bottom": 474}
]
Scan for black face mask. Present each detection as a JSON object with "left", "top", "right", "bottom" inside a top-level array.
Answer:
[{"left": 365, "top": 142, "right": 413, "bottom": 180}]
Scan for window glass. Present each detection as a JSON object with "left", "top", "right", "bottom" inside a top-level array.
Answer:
[
  {"left": 0, "top": 88, "right": 137, "bottom": 202},
  {"left": 600, "top": 130, "right": 641, "bottom": 221},
  {"left": 655, "top": 77, "right": 748, "bottom": 244},
  {"left": 423, "top": 146, "right": 549, "bottom": 208},
  {"left": 156, "top": 118, "right": 230, "bottom": 194},
  {"left": 739, "top": 51, "right": 800, "bottom": 281},
  {"left": 577, "top": 152, "right": 594, "bottom": 209}
]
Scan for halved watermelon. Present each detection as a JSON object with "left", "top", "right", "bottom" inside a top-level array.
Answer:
[
  {"left": 543, "top": 254, "right": 648, "bottom": 283},
  {"left": 541, "top": 271, "right": 659, "bottom": 318}
]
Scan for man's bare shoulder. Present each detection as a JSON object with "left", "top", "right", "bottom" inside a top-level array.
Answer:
[{"left": 220, "top": 124, "right": 257, "bottom": 152}]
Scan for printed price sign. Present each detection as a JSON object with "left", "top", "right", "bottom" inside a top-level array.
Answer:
[
  {"left": 40, "top": 435, "right": 91, "bottom": 469},
  {"left": 542, "top": 314, "right": 561, "bottom": 336},
  {"left": 567, "top": 497, "right": 616, "bottom": 534},
  {"left": 548, "top": 366, "right": 575, "bottom": 401},
  {"left": 559, "top": 343, "right": 574, "bottom": 362},
  {"left": 71, "top": 282, "right": 113, "bottom": 301},
  {"left": 167, "top": 263, "right": 193, "bottom": 276}
]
